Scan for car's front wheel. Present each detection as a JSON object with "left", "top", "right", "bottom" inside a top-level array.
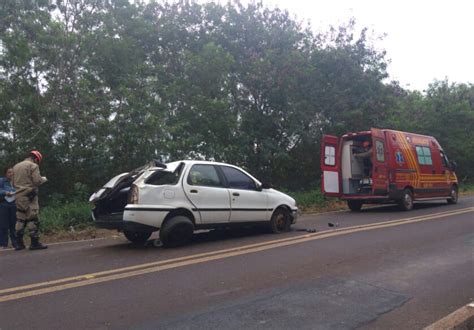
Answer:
[
  {"left": 159, "top": 216, "right": 194, "bottom": 247},
  {"left": 269, "top": 208, "right": 291, "bottom": 234},
  {"left": 123, "top": 230, "right": 152, "bottom": 244}
]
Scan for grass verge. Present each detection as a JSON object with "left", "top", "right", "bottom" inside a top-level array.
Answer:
[
  {"left": 41, "top": 201, "right": 93, "bottom": 234},
  {"left": 287, "top": 189, "right": 346, "bottom": 213},
  {"left": 459, "top": 182, "right": 474, "bottom": 196}
]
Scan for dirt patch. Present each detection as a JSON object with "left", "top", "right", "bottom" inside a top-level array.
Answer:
[
  {"left": 41, "top": 228, "right": 120, "bottom": 244},
  {"left": 300, "top": 200, "right": 348, "bottom": 214}
]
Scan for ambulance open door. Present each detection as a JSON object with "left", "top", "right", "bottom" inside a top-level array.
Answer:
[
  {"left": 371, "top": 128, "right": 389, "bottom": 195},
  {"left": 321, "top": 135, "right": 341, "bottom": 197}
]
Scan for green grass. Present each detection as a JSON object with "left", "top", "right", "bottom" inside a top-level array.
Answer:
[
  {"left": 459, "top": 182, "right": 474, "bottom": 194},
  {"left": 286, "top": 188, "right": 330, "bottom": 211},
  {"left": 40, "top": 201, "right": 93, "bottom": 234}
]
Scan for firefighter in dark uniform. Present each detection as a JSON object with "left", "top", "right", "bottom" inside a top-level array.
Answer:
[{"left": 13, "top": 150, "right": 48, "bottom": 250}]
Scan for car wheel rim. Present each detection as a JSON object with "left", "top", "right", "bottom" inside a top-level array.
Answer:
[{"left": 276, "top": 214, "right": 286, "bottom": 230}]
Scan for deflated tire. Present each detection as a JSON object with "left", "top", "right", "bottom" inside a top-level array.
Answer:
[{"left": 159, "top": 216, "right": 194, "bottom": 247}]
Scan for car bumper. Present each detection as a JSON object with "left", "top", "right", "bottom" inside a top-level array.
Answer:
[
  {"left": 123, "top": 221, "right": 158, "bottom": 233},
  {"left": 291, "top": 208, "right": 299, "bottom": 223},
  {"left": 92, "top": 210, "right": 124, "bottom": 230}
]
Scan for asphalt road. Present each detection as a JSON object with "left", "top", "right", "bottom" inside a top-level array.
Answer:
[{"left": 0, "top": 197, "right": 473, "bottom": 329}]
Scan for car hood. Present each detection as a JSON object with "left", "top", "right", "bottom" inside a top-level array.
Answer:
[{"left": 266, "top": 188, "right": 297, "bottom": 208}]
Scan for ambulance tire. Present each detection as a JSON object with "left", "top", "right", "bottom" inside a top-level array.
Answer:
[
  {"left": 347, "top": 200, "right": 363, "bottom": 212},
  {"left": 398, "top": 189, "right": 414, "bottom": 211},
  {"left": 159, "top": 216, "right": 194, "bottom": 248},
  {"left": 124, "top": 230, "right": 152, "bottom": 244},
  {"left": 447, "top": 185, "right": 458, "bottom": 204}
]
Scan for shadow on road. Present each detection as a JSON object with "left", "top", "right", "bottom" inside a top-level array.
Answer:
[
  {"left": 101, "top": 225, "right": 279, "bottom": 252},
  {"left": 359, "top": 201, "right": 451, "bottom": 213}
]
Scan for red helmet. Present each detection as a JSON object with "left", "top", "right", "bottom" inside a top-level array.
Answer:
[{"left": 30, "top": 150, "right": 43, "bottom": 163}]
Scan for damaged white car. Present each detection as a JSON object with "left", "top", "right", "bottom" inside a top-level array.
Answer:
[{"left": 89, "top": 160, "right": 298, "bottom": 247}]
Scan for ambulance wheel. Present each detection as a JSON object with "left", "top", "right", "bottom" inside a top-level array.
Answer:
[
  {"left": 398, "top": 189, "right": 414, "bottom": 211},
  {"left": 347, "top": 200, "right": 363, "bottom": 212},
  {"left": 447, "top": 185, "right": 458, "bottom": 204},
  {"left": 159, "top": 216, "right": 194, "bottom": 247},
  {"left": 124, "top": 230, "right": 152, "bottom": 244}
]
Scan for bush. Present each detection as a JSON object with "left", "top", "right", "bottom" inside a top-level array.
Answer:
[
  {"left": 286, "top": 188, "right": 328, "bottom": 211},
  {"left": 460, "top": 182, "right": 474, "bottom": 193},
  {"left": 40, "top": 201, "right": 93, "bottom": 234}
]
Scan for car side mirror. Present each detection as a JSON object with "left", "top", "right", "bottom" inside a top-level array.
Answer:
[
  {"left": 449, "top": 160, "right": 457, "bottom": 171},
  {"left": 261, "top": 182, "right": 272, "bottom": 189}
]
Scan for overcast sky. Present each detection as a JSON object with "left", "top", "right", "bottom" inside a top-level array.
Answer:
[{"left": 228, "top": 0, "right": 474, "bottom": 91}]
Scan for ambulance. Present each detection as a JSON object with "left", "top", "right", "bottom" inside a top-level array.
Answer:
[{"left": 321, "top": 128, "right": 458, "bottom": 211}]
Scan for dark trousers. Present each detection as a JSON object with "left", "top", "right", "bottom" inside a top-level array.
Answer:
[{"left": 0, "top": 202, "right": 17, "bottom": 247}]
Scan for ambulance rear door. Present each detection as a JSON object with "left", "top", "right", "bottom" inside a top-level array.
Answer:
[
  {"left": 371, "top": 128, "right": 389, "bottom": 195},
  {"left": 321, "top": 135, "right": 341, "bottom": 197}
]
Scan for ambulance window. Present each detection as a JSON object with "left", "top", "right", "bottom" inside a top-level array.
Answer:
[
  {"left": 375, "top": 140, "right": 385, "bottom": 162},
  {"left": 324, "top": 145, "right": 336, "bottom": 166},
  {"left": 416, "top": 146, "right": 433, "bottom": 165}
]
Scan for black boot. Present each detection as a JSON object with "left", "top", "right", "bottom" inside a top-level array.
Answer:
[
  {"left": 15, "top": 236, "right": 25, "bottom": 251},
  {"left": 29, "top": 237, "right": 48, "bottom": 250}
]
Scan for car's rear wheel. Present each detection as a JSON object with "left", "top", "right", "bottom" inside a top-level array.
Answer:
[
  {"left": 347, "top": 200, "right": 363, "bottom": 211},
  {"left": 447, "top": 185, "right": 458, "bottom": 204},
  {"left": 398, "top": 189, "right": 414, "bottom": 211},
  {"left": 270, "top": 208, "right": 291, "bottom": 234},
  {"left": 123, "top": 230, "right": 152, "bottom": 244},
  {"left": 159, "top": 216, "right": 194, "bottom": 247}
]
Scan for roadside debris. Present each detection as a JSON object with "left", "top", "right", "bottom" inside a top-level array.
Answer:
[
  {"left": 295, "top": 228, "right": 317, "bottom": 233},
  {"left": 328, "top": 222, "right": 339, "bottom": 228}
]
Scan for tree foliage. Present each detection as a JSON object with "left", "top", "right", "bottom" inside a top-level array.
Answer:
[{"left": 0, "top": 0, "right": 472, "bottom": 201}]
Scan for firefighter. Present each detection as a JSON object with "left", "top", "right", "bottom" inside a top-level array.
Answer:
[
  {"left": 354, "top": 141, "right": 373, "bottom": 159},
  {"left": 13, "top": 150, "right": 48, "bottom": 250},
  {"left": 354, "top": 141, "right": 373, "bottom": 177}
]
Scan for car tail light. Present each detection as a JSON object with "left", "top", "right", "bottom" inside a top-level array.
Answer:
[{"left": 128, "top": 184, "right": 139, "bottom": 204}]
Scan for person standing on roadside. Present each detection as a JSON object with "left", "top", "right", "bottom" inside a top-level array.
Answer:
[
  {"left": 0, "top": 167, "right": 18, "bottom": 249},
  {"left": 13, "top": 151, "right": 48, "bottom": 250}
]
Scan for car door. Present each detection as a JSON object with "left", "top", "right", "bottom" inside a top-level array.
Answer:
[
  {"left": 218, "top": 165, "right": 269, "bottom": 222},
  {"left": 183, "top": 164, "right": 231, "bottom": 224}
]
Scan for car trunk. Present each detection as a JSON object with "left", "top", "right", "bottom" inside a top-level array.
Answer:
[
  {"left": 92, "top": 178, "right": 135, "bottom": 223},
  {"left": 90, "top": 161, "right": 166, "bottom": 225}
]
